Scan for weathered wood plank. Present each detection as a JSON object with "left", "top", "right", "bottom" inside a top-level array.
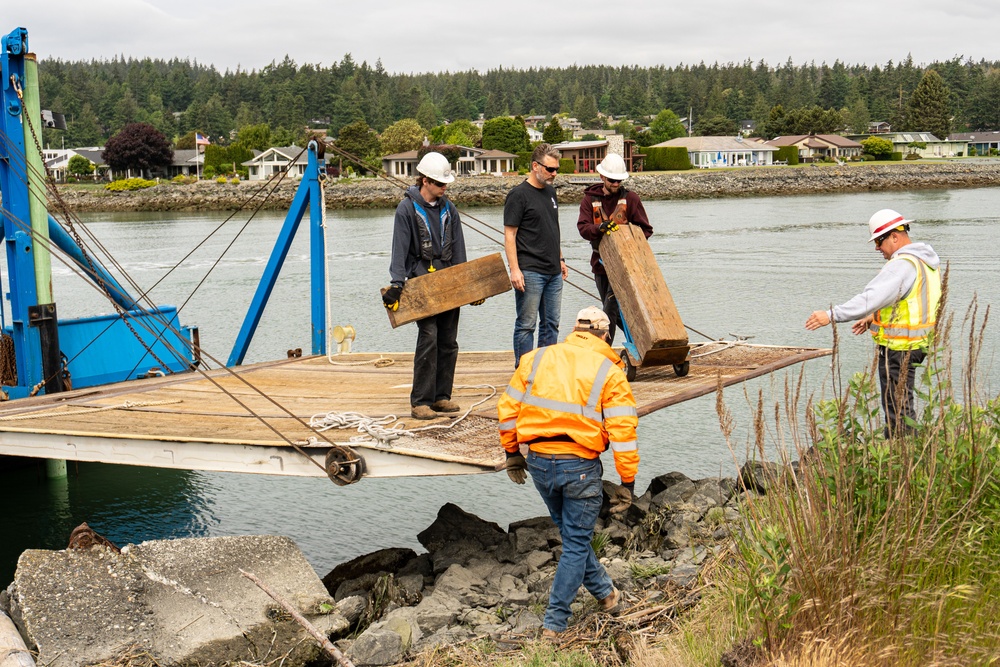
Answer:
[
  {"left": 382, "top": 253, "right": 512, "bottom": 328},
  {"left": 599, "top": 223, "right": 688, "bottom": 363}
]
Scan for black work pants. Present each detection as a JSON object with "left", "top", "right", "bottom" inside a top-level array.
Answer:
[
  {"left": 595, "top": 273, "right": 620, "bottom": 345},
  {"left": 411, "top": 308, "right": 460, "bottom": 407},
  {"left": 877, "top": 345, "right": 926, "bottom": 438}
]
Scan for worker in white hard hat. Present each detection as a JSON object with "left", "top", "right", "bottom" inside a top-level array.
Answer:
[
  {"left": 498, "top": 305, "right": 637, "bottom": 641},
  {"left": 577, "top": 153, "right": 652, "bottom": 344},
  {"left": 384, "top": 151, "right": 480, "bottom": 420},
  {"left": 805, "top": 209, "right": 941, "bottom": 437}
]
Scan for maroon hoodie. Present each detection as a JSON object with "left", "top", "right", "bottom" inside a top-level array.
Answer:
[{"left": 576, "top": 183, "right": 653, "bottom": 275}]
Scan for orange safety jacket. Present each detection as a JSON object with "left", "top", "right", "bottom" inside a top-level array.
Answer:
[{"left": 497, "top": 331, "right": 639, "bottom": 483}]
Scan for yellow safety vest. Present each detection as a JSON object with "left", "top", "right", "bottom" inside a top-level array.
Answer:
[{"left": 869, "top": 255, "right": 940, "bottom": 351}]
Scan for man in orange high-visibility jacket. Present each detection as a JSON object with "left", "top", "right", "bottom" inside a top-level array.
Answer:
[{"left": 497, "top": 306, "right": 639, "bottom": 641}]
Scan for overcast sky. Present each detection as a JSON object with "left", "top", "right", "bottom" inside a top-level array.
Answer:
[{"left": 9, "top": 0, "right": 1000, "bottom": 74}]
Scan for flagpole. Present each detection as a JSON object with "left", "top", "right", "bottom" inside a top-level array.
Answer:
[{"left": 196, "top": 134, "right": 201, "bottom": 180}]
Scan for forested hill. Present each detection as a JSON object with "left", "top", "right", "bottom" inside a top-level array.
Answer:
[{"left": 37, "top": 54, "right": 1000, "bottom": 147}]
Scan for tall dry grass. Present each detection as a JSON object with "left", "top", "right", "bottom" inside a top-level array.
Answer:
[{"left": 710, "top": 281, "right": 1000, "bottom": 666}]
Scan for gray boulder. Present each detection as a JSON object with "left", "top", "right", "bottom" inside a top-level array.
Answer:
[
  {"left": 322, "top": 547, "right": 416, "bottom": 596},
  {"left": 417, "top": 503, "right": 507, "bottom": 552},
  {"left": 345, "top": 627, "right": 404, "bottom": 666}
]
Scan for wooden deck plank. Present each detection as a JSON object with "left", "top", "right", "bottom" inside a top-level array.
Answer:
[{"left": 0, "top": 344, "right": 829, "bottom": 476}]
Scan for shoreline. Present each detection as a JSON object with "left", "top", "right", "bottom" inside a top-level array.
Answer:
[{"left": 54, "top": 161, "right": 1000, "bottom": 213}]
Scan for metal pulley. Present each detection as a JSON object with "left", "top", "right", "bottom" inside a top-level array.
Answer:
[{"left": 325, "top": 444, "right": 366, "bottom": 485}]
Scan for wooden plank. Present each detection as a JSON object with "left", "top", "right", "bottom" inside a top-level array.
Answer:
[
  {"left": 599, "top": 223, "right": 688, "bottom": 361},
  {"left": 382, "top": 253, "right": 512, "bottom": 328}
]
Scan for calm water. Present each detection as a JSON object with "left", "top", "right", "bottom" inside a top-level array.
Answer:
[{"left": 2, "top": 187, "right": 999, "bottom": 586}]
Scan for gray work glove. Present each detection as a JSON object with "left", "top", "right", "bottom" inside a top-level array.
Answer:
[
  {"left": 504, "top": 451, "right": 527, "bottom": 484},
  {"left": 609, "top": 482, "right": 634, "bottom": 514}
]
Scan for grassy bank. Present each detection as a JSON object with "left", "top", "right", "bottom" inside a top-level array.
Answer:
[{"left": 394, "top": 280, "right": 999, "bottom": 667}]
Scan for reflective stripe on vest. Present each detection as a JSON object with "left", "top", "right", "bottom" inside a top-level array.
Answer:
[
  {"left": 502, "top": 348, "right": 611, "bottom": 424},
  {"left": 869, "top": 254, "right": 940, "bottom": 350},
  {"left": 411, "top": 199, "right": 454, "bottom": 263}
]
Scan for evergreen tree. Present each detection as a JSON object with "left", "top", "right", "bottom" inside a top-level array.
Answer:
[
  {"left": 542, "top": 117, "right": 566, "bottom": 143},
  {"left": 905, "top": 69, "right": 952, "bottom": 139},
  {"left": 648, "top": 109, "right": 687, "bottom": 144}
]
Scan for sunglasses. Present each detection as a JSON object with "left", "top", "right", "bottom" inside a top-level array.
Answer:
[
  {"left": 427, "top": 178, "right": 447, "bottom": 187},
  {"left": 536, "top": 163, "right": 559, "bottom": 173},
  {"left": 875, "top": 231, "right": 892, "bottom": 247},
  {"left": 606, "top": 178, "right": 622, "bottom": 184}
]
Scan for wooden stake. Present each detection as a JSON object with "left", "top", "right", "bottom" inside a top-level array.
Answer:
[{"left": 239, "top": 569, "right": 355, "bottom": 667}]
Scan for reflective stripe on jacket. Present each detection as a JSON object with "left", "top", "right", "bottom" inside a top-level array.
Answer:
[
  {"left": 497, "top": 331, "right": 639, "bottom": 483},
  {"left": 869, "top": 254, "right": 940, "bottom": 351}
]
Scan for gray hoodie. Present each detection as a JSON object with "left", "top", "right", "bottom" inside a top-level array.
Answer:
[{"left": 831, "top": 242, "right": 940, "bottom": 323}]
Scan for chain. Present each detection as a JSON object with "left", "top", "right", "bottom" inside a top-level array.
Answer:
[{"left": 15, "top": 82, "right": 174, "bottom": 379}]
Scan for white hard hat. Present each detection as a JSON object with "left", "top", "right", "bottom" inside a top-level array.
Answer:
[
  {"left": 868, "top": 209, "right": 911, "bottom": 242},
  {"left": 575, "top": 306, "right": 611, "bottom": 331},
  {"left": 416, "top": 151, "right": 455, "bottom": 184},
  {"left": 595, "top": 153, "right": 629, "bottom": 181}
]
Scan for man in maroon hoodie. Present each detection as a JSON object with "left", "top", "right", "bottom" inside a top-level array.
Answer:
[{"left": 576, "top": 153, "right": 652, "bottom": 344}]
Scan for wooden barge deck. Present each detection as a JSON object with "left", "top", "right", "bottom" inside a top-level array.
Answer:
[{"left": 0, "top": 342, "right": 829, "bottom": 481}]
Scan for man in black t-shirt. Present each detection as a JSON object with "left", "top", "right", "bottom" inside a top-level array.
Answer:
[{"left": 503, "top": 143, "right": 568, "bottom": 368}]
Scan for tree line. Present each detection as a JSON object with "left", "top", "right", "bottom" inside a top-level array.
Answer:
[{"left": 38, "top": 53, "right": 1000, "bottom": 155}]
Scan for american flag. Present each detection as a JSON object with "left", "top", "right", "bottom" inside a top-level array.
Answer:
[{"left": 195, "top": 133, "right": 210, "bottom": 146}]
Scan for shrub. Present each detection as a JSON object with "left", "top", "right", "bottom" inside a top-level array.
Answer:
[
  {"left": 890, "top": 151, "right": 903, "bottom": 161},
  {"left": 774, "top": 145, "right": 799, "bottom": 165},
  {"left": 861, "top": 136, "right": 894, "bottom": 157},
  {"left": 105, "top": 177, "right": 156, "bottom": 191},
  {"left": 557, "top": 158, "right": 575, "bottom": 174},
  {"left": 66, "top": 176, "right": 77, "bottom": 183},
  {"left": 861, "top": 153, "right": 877, "bottom": 161},
  {"left": 969, "top": 146, "right": 978, "bottom": 156},
  {"left": 230, "top": 177, "right": 240, "bottom": 184},
  {"left": 215, "top": 176, "right": 228, "bottom": 183},
  {"left": 905, "top": 152, "right": 921, "bottom": 160},
  {"left": 203, "top": 165, "right": 216, "bottom": 179},
  {"left": 515, "top": 151, "right": 533, "bottom": 172},
  {"left": 643, "top": 146, "right": 693, "bottom": 171}
]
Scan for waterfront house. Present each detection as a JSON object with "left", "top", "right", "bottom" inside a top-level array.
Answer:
[
  {"left": 948, "top": 131, "right": 1000, "bottom": 156},
  {"left": 765, "top": 134, "right": 863, "bottom": 162},
  {"left": 241, "top": 146, "right": 309, "bottom": 181},
  {"left": 167, "top": 149, "right": 201, "bottom": 178},
  {"left": 550, "top": 136, "right": 642, "bottom": 173},
  {"left": 651, "top": 136, "right": 776, "bottom": 168},
  {"left": 382, "top": 146, "right": 517, "bottom": 178},
  {"left": 845, "top": 132, "right": 966, "bottom": 158}
]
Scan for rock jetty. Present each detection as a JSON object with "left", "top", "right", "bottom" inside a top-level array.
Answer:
[{"left": 55, "top": 161, "right": 1000, "bottom": 213}]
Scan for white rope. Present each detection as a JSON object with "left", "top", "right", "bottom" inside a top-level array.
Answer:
[
  {"left": 0, "top": 399, "right": 183, "bottom": 421},
  {"left": 689, "top": 336, "right": 753, "bottom": 359},
  {"left": 307, "top": 384, "right": 498, "bottom": 446}
]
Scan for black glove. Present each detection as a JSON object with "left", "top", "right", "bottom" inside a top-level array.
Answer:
[
  {"left": 382, "top": 285, "right": 401, "bottom": 312},
  {"left": 504, "top": 451, "right": 527, "bottom": 484},
  {"left": 598, "top": 218, "right": 619, "bottom": 235},
  {"left": 470, "top": 298, "right": 485, "bottom": 306}
]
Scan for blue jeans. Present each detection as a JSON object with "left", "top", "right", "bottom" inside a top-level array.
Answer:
[
  {"left": 513, "top": 271, "right": 563, "bottom": 368},
  {"left": 527, "top": 452, "right": 613, "bottom": 632}
]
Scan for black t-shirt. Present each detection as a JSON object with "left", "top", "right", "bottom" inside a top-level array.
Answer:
[{"left": 503, "top": 180, "right": 561, "bottom": 275}]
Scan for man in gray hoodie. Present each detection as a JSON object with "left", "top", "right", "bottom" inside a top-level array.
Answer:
[
  {"left": 806, "top": 209, "right": 941, "bottom": 437},
  {"left": 383, "top": 152, "right": 468, "bottom": 420}
]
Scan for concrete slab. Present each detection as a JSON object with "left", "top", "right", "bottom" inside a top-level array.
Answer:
[{"left": 11, "top": 535, "right": 348, "bottom": 667}]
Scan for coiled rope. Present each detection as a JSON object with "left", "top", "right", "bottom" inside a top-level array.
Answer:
[{"left": 307, "top": 384, "right": 498, "bottom": 446}]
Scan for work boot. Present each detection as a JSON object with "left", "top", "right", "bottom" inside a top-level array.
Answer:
[
  {"left": 540, "top": 628, "right": 563, "bottom": 643},
  {"left": 431, "top": 399, "right": 461, "bottom": 413},
  {"left": 599, "top": 587, "right": 621, "bottom": 614},
  {"left": 411, "top": 405, "right": 437, "bottom": 420}
]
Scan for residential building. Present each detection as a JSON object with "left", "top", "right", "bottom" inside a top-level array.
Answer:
[
  {"left": 846, "top": 132, "right": 966, "bottom": 158},
  {"left": 241, "top": 146, "right": 309, "bottom": 181},
  {"left": 167, "top": 149, "right": 201, "bottom": 178},
  {"left": 868, "top": 121, "right": 892, "bottom": 134},
  {"left": 948, "top": 131, "right": 1000, "bottom": 156},
  {"left": 550, "top": 136, "right": 642, "bottom": 173},
  {"left": 651, "top": 136, "right": 777, "bottom": 168},
  {"left": 526, "top": 127, "right": 544, "bottom": 142},
  {"left": 765, "top": 134, "right": 863, "bottom": 161},
  {"left": 381, "top": 146, "right": 517, "bottom": 179}
]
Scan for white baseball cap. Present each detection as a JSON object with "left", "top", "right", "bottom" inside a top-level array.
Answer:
[{"left": 575, "top": 306, "right": 611, "bottom": 331}]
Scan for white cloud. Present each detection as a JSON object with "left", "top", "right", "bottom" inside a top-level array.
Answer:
[{"left": 9, "top": 0, "right": 1000, "bottom": 72}]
